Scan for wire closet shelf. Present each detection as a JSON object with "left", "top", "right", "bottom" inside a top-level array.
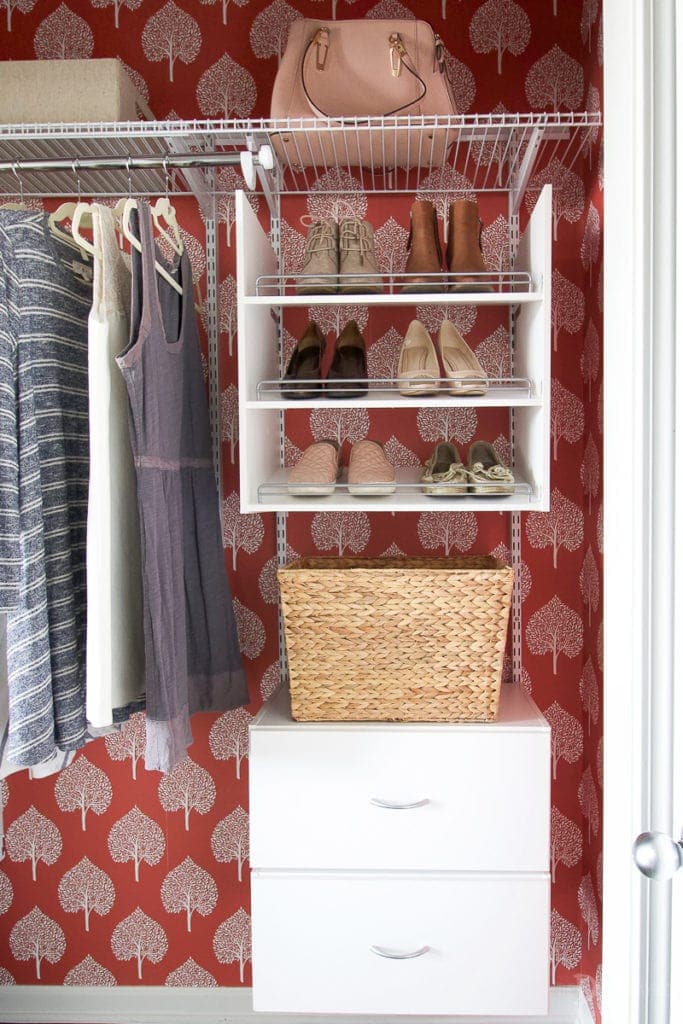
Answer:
[{"left": 0, "top": 112, "right": 601, "bottom": 207}]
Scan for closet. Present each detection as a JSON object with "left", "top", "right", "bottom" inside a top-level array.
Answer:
[{"left": 0, "top": 12, "right": 610, "bottom": 1015}]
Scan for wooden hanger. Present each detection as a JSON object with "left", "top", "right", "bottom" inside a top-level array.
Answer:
[
  {"left": 152, "top": 196, "right": 183, "bottom": 255},
  {"left": 121, "top": 198, "right": 183, "bottom": 296},
  {"left": 48, "top": 201, "right": 92, "bottom": 259},
  {"left": 70, "top": 202, "right": 95, "bottom": 257}
]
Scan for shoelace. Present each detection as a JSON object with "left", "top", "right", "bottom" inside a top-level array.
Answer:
[
  {"left": 302, "top": 220, "right": 337, "bottom": 256},
  {"left": 339, "top": 220, "right": 373, "bottom": 264},
  {"left": 468, "top": 461, "right": 514, "bottom": 481},
  {"left": 423, "top": 459, "right": 468, "bottom": 483}
]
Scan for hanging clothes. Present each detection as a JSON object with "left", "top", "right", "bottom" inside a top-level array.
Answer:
[
  {"left": 86, "top": 204, "right": 145, "bottom": 728},
  {"left": 116, "top": 203, "right": 247, "bottom": 773},
  {"left": 0, "top": 211, "right": 91, "bottom": 767}
]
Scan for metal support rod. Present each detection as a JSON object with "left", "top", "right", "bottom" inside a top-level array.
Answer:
[
  {"left": 509, "top": 201, "right": 523, "bottom": 687},
  {"left": 0, "top": 152, "right": 252, "bottom": 174},
  {"left": 204, "top": 171, "right": 223, "bottom": 506}
]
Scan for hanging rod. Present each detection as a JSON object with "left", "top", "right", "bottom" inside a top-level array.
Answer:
[{"left": 0, "top": 147, "right": 274, "bottom": 175}]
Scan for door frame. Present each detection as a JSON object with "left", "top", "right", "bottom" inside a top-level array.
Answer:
[{"left": 602, "top": 1, "right": 677, "bottom": 1021}]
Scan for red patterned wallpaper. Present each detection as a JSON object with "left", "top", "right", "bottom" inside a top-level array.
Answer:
[{"left": 0, "top": 0, "right": 603, "bottom": 1015}]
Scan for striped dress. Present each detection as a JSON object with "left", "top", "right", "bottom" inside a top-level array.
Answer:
[{"left": 0, "top": 212, "right": 91, "bottom": 768}]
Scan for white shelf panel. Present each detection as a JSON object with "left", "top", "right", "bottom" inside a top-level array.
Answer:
[
  {"left": 236, "top": 188, "right": 552, "bottom": 515},
  {"left": 249, "top": 467, "right": 537, "bottom": 514},
  {"left": 247, "top": 384, "right": 540, "bottom": 410},
  {"left": 242, "top": 291, "right": 542, "bottom": 308}
]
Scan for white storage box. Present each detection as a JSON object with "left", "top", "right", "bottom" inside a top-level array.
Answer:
[{"left": 0, "top": 59, "right": 153, "bottom": 124}]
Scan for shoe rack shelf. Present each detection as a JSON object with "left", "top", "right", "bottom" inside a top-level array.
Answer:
[
  {"left": 249, "top": 270, "right": 540, "bottom": 304},
  {"left": 242, "top": 290, "right": 543, "bottom": 308},
  {"left": 236, "top": 184, "right": 551, "bottom": 515},
  {"left": 249, "top": 381, "right": 539, "bottom": 411},
  {"left": 257, "top": 469, "right": 533, "bottom": 514}
]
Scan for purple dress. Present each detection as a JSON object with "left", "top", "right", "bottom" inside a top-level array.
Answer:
[{"left": 117, "top": 203, "right": 247, "bottom": 772}]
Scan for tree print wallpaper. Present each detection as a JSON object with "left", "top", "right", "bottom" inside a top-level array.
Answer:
[{"left": 0, "top": 0, "right": 603, "bottom": 1017}]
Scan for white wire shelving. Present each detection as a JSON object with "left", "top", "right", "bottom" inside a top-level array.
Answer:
[
  {"left": 0, "top": 112, "right": 601, "bottom": 212},
  {"left": 256, "top": 468, "right": 534, "bottom": 514}
]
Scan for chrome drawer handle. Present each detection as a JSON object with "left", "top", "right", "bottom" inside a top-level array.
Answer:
[
  {"left": 370, "top": 797, "right": 430, "bottom": 810},
  {"left": 371, "top": 944, "right": 430, "bottom": 960}
]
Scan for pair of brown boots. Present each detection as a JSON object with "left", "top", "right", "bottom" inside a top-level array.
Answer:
[{"left": 403, "top": 198, "right": 491, "bottom": 294}]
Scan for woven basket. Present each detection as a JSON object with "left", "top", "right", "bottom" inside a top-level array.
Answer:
[{"left": 277, "top": 556, "right": 514, "bottom": 723}]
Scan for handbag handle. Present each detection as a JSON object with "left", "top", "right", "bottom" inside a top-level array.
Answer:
[{"left": 300, "top": 28, "right": 429, "bottom": 120}]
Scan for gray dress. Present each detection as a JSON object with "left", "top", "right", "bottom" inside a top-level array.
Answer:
[{"left": 116, "top": 204, "right": 247, "bottom": 773}]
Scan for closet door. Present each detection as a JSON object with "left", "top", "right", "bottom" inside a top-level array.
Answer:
[{"left": 604, "top": 1, "right": 683, "bottom": 1022}]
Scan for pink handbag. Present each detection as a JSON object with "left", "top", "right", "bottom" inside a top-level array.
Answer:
[{"left": 270, "top": 18, "right": 458, "bottom": 170}]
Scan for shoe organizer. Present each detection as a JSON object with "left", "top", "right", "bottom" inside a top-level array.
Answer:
[{"left": 236, "top": 185, "right": 551, "bottom": 513}]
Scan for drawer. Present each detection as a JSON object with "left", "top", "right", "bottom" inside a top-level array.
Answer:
[
  {"left": 249, "top": 725, "right": 550, "bottom": 872},
  {"left": 251, "top": 870, "right": 550, "bottom": 1015}
]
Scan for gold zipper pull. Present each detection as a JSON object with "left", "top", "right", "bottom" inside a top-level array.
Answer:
[
  {"left": 314, "top": 27, "right": 329, "bottom": 71},
  {"left": 389, "top": 33, "right": 407, "bottom": 77}
]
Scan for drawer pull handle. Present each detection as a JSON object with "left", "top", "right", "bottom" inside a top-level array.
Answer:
[
  {"left": 370, "top": 797, "right": 430, "bottom": 810},
  {"left": 370, "top": 944, "right": 430, "bottom": 960}
]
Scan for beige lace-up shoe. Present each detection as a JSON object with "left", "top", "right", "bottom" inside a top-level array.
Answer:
[
  {"left": 296, "top": 220, "right": 339, "bottom": 295},
  {"left": 288, "top": 440, "right": 341, "bottom": 495},
  {"left": 437, "top": 320, "right": 488, "bottom": 395},
  {"left": 347, "top": 440, "right": 396, "bottom": 496},
  {"left": 338, "top": 218, "right": 383, "bottom": 294}
]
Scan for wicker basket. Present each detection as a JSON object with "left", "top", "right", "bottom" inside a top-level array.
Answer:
[{"left": 277, "top": 556, "right": 514, "bottom": 723}]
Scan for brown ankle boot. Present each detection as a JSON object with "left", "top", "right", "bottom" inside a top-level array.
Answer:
[
  {"left": 401, "top": 200, "right": 443, "bottom": 293},
  {"left": 446, "top": 199, "right": 493, "bottom": 293}
]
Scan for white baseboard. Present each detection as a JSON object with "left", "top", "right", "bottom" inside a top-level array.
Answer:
[{"left": 0, "top": 985, "right": 592, "bottom": 1024}]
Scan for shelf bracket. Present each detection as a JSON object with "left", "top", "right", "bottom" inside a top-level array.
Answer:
[
  {"left": 510, "top": 125, "right": 544, "bottom": 216},
  {"left": 245, "top": 134, "right": 278, "bottom": 219}
]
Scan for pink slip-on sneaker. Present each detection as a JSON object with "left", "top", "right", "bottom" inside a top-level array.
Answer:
[
  {"left": 347, "top": 440, "right": 396, "bottom": 496},
  {"left": 288, "top": 440, "right": 341, "bottom": 496}
]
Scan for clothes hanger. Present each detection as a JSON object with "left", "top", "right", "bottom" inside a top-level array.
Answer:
[
  {"left": 48, "top": 201, "right": 92, "bottom": 259},
  {"left": 70, "top": 202, "right": 96, "bottom": 258},
  {"left": 152, "top": 196, "right": 183, "bottom": 255},
  {"left": 0, "top": 201, "right": 29, "bottom": 211},
  {"left": 113, "top": 197, "right": 128, "bottom": 249},
  {"left": 121, "top": 198, "right": 183, "bottom": 296}
]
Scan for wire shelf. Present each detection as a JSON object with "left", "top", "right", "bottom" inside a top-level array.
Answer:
[
  {"left": 0, "top": 112, "right": 601, "bottom": 204},
  {"left": 255, "top": 375, "right": 536, "bottom": 406},
  {"left": 257, "top": 467, "right": 534, "bottom": 509},
  {"left": 266, "top": 111, "right": 600, "bottom": 199},
  {"left": 254, "top": 269, "right": 534, "bottom": 298}
]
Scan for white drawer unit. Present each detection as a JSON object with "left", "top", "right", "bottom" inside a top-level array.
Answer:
[
  {"left": 250, "top": 684, "right": 550, "bottom": 873},
  {"left": 249, "top": 683, "right": 551, "bottom": 1016},
  {"left": 251, "top": 870, "right": 550, "bottom": 1016}
]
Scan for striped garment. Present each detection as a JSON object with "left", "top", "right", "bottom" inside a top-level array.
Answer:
[{"left": 0, "top": 212, "right": 91, "bottom": 768}]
